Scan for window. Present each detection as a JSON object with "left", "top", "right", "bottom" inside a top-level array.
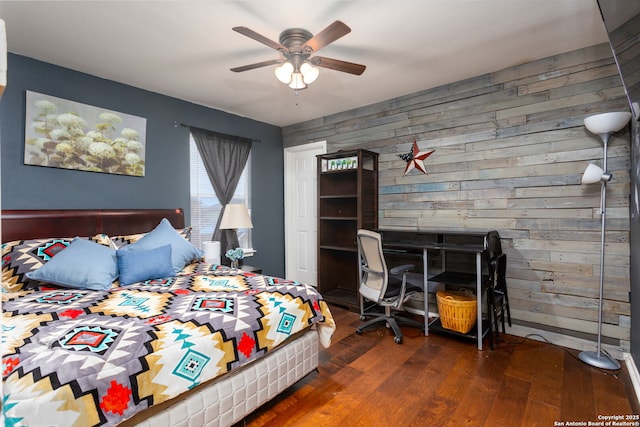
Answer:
[{"left": 189, "top": 134, "right": 251, "bottom": 250}]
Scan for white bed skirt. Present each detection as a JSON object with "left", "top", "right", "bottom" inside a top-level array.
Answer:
[{"left": 122, "top": 328, "right": 319, "bottom": 427}]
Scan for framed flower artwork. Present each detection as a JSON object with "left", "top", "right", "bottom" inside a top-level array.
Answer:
[{"left": 24, "top": 91, "right": 147, "bottom": 176}]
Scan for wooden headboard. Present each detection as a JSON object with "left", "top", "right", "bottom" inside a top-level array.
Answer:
[{"left": 1, "top": 208, "right": 185, "bottom": 242}]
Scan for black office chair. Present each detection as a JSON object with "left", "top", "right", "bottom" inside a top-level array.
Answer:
[
  {"left": 486, "top": 230, "right": 503, "bottom": 262},
  {"left": 355, "top": 229, "right": 424, "bottom": 344},
  {"left": 485, "top": 231, "right": 512, "bottom": 348}
]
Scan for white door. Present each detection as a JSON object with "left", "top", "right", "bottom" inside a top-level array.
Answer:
[{"left": 284, "top": 141, "right": 326, "bottom": 285}]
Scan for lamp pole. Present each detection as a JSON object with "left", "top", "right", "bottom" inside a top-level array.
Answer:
[
  {"left": 579, "top": 131, "right": 620, "bottom": 370},
  {"left": 579, "top": 111, "right": 631, "bottom": 370}
]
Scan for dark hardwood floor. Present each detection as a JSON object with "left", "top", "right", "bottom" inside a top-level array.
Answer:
[{"left": 241, "top": 304, "right": 639, "bottom": 427}]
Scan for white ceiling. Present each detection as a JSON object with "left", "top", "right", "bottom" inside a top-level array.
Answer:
[{"left": 0, "top": 1, "right": 608, "bottom": 127}]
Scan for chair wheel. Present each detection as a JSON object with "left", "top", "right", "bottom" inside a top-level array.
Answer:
[
  {"left": 356, "top": 329, "right": 363, "bottom": 335},
  {"left": 394, "top": 336, "right": 402, "bottom": 344}
]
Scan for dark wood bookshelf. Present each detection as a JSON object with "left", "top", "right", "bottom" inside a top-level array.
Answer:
[{"left": 316, "top": 149, "right": 378, "bottom": 311}]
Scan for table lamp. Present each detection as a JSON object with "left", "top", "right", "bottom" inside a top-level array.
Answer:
[{"left": 219, "top": 203, "right": 253, "bottom": 262}]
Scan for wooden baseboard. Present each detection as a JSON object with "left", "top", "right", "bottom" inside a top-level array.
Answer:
[
  {"left": 624, "top": 353, "right": 640, "bottom": 409},
  {"left": 506, "top": 323, "right": 625, "bottom": 360}
]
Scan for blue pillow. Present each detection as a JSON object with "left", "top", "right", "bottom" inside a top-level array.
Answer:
[
  {"left": 117, "top": 244, "right": 174, "bottom": 285},
  {"left": 120, "top": 218, "right": 203, "bottom": 273},
  {"left": 26, "top": 237, "right": 118, "bottom": 291}
]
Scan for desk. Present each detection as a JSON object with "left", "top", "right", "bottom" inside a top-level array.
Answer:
[{"left": 378, "top": 229, "right": 491, "bottom": 350}]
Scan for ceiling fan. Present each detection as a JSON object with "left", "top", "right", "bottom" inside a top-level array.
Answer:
[{"left": 230, "top": 20, "right": 366, "bottom": 90}]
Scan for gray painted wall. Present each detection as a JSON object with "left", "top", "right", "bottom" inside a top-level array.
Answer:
[{"left": 0, "top": 54, "right": 286, "bottom": 276}]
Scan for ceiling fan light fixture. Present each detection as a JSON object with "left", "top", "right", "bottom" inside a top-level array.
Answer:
[
  {"left": 275, "top": 62, "right": 294, "bottom": 84},
  {"left": 288, "top": 72, "right": 307, "bottom": 90},
  {"left": 232, "top": 21, "right": 366, "bottom": 92},
  {"left": 300, "top": 62, "right": 319, "bottom": 84}
]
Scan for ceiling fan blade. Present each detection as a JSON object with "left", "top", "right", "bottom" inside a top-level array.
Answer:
[
  {"left": 311, "top": 56, "right": 366, "bottom": 75},
  {"left": 232, "top": 26, "right": 287, "bottom": 52},
  {"left": 230, "top": 59, "right": 283, "bottom": 73},
  {"left": 302, "top": 20, "right": 351, "bottom": 53}
]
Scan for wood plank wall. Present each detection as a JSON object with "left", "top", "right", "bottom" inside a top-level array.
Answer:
[{"left": 283, "top": 43, "right": 633, "bottom": 356}]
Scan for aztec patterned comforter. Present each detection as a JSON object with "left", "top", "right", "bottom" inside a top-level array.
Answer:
[{"left": 2, "top": 262, "right": 335, "bottom": 426}]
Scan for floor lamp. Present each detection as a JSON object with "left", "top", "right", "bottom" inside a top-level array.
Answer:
[{"left": 580, "top": 111, "right": 632, "bottom": 370}]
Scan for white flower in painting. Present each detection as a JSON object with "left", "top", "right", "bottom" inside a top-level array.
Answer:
[
  {"left": 89, "top": 142, "right": 115, "bottom": 159},
  {"left": 35, "top": 100, "right": 57, "bottom": 114},
  {"left": 73, "top": 136, "right": 93, "bottom": 151},
  {"left": 127, "top": 140, "right": 143, "bottom": 152},
  {"left": 86, "top": 131, "right": 103, "bottom": 139},
  {"left": 57, "top": 113, "right": 86, "bottom": 129},
  {"left": 55, "top": 142, "right": 73, "bottom": 155},
  {"left": 31, "top": 120, "right": 46, "bottom": 131},
  {"left": 121, "top": 128, "right": 139, "bottom": 140},
  {"left": 49, "top": 129, "right": 71, "bottom": 141},
  {"left": 99, "top": 112, "right": 123, "bottom": 124},
  {"left": 68, "top": 127, "right": 85, "bottom": 137},
  {"left": 113, "top": 137, "right": 127, "bottom": 145},
  {"left": 124, "top": 152, "right": 141, "bottom": 165}
]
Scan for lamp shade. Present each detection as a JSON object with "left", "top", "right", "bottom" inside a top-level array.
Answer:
[
  {"left": 219, "top": 204, "right": 253, "bottom": 229},
  {"left": 275, "top": 62, "right": 294, "bottom": 84},
  {"left": 300, "top": 62, "right": 319, "bottom": 84},
  {"left": 584, "top": 112, "right": 632, "bottom": 135},
  {"left": 582, "top": 163, "right": 612, "bottom": 185},
  {"left": 288, "top": 72, "right": 307, "bottom": 90}
]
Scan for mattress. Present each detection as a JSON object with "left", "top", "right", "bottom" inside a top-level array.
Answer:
[{"left": 123, "top": 328, "right": 318, "bottom": 427}]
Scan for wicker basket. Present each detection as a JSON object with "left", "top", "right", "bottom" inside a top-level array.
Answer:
[{"left": 436, "top": 289, "right": 477, "bottom": 334}]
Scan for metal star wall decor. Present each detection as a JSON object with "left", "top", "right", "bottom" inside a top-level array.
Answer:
[{"left": 397, "top": 139, "right": 435, "bottom": 176}]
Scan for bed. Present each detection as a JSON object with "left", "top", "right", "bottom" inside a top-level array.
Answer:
[{"left": 1, "top": 208, "right": 335, "bottom": 427}]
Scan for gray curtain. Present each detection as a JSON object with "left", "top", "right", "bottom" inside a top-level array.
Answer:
[{"left": 190, "top": 126, "right": 252, "bottom": 255}]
